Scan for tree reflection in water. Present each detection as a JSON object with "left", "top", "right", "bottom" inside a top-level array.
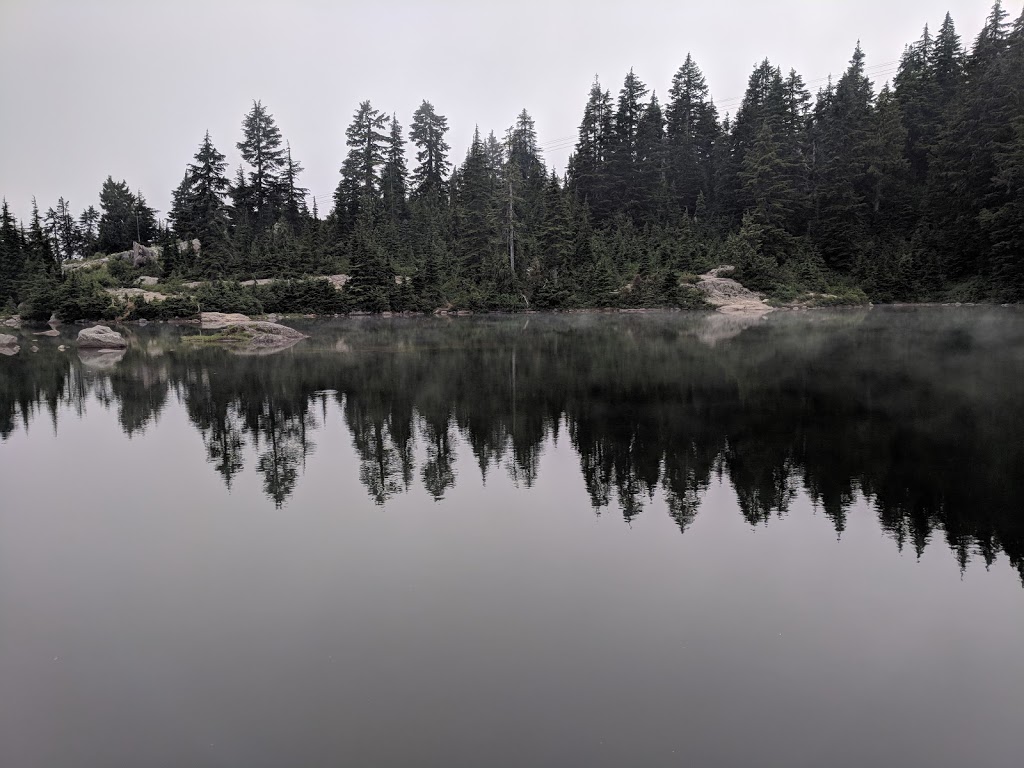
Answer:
[{"left": 2, "top": 308, "right": 1023, "bottom": 583}]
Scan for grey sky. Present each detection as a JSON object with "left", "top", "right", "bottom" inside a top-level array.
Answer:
[{"left": 0, "top": 0, "right": 1004, "bottom": 224}]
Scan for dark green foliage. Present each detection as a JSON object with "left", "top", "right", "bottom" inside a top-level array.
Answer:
[
  {"left": 78, "top": 206, "right": 99, "bottom": 257},
  {"left": 193, "top": 281, "right": 264, "bottom": 315},
  {"left": 171, "top": 131, "right": 232, "bottom": 253},
  {"left": 381, "top": 115, "right": 408, "bottom": 220},
  {"left": 281, "top": 143, "right": 309, "bottom": 233},
  {"left": 409, "top": 100, "right": 452, "bottom": 200},
  {"left": 257, "top": 279, "right": 347, "bottom": 315},
  {"left": 812, "top": 45, "right": 877, "bottom": 271},
  {"left": 127, "top": 294, "right": 197, "bottom": 321},
  {"left": 346, "top": 206, "right": 393, "bottom": 312},
  {"left": 666, "top": 54, "right": 719, "bottom": 216},
  {"left": 568, "top": 78, "right": 615, "bottom": 220},
  {"left": 236, "top": 100, "right": 286, "bottom": 229},
  {"left": 97, "top": 178, "right": 156, "bottom": 253},
  {"left": 335, "top": 100, "right": 389, "bottom": 231},
  {"left": 20, "top": 270, "right": 115, "bottom": 321},
  {"left": 0, "top": 199, "right": 25, "bottom": 305},
  {"left": 6, "top": 8, "right": 1024, "bottom": 315}
]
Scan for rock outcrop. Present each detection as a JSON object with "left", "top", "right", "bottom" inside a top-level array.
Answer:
[
  {"left": 326, "top": 274, "right": 350, "bottom": 290},
  {"left": 106, "top": 287, "right": 165, "bottom": 303},
  {"left": 77, "top": 325, "right": 128, "bottom": 349},
  {"left": 696, "top": 267, "right": 773, "bottom": 316},
  {"left": 200, "top": 312, "right": 256, "bottom": 330},
  {"left": 0, "top": 333, "right": 20, "bottom": 355},
  {"left": 196, "top": 312, "right": 307, "bottom": 353}
]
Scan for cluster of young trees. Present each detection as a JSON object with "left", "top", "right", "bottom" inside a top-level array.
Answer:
[{"left": 2, "top": 1, "right": 1023, "bottom": 316}]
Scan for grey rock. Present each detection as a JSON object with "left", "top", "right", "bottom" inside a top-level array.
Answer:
[
  {"left": 695, "top": 266, "right": 773, "bottom": 316},
  {"left": 196, "top": 313, "right": 307, "bottom": 353},
  {"left": 0, "top": 333, "right": 18, "bottom": 347},
  {"left": 327, "top": 274, "right": 350, "bottom": 290},
  {"left": 244, "top": 321, "right": 306, "bottom": 340},
  {"left": 77, "top": 325, "right": 128, "bottom": 349},
  {"left": 200, "top": 312, "right": 253, "bottom": 330}
]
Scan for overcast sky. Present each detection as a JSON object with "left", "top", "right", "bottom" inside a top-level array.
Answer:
[{"left": 0, "top": 0, "right": 1005, "bottom": 223}]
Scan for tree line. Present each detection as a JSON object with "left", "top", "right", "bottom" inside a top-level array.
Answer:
[{"left": 2, "top": 1, "right": 1023, "bottom": 318}]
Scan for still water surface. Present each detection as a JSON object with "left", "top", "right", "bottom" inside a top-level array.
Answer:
[{"left": 1, "top": 308, "right": 1023, "bottom": 767}]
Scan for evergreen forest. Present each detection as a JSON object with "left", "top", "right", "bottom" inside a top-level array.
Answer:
[{"left": 2, "top": 1, "right": 1024, "bottom": 320}]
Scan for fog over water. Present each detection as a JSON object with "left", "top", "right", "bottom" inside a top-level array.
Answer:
[{"left": 2, "top": 307, "right": 1023, "bottom": 767}]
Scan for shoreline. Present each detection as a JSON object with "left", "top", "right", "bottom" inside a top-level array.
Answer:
[{"left": 5, "top": 300, "right": 1020, "bottom": 333}]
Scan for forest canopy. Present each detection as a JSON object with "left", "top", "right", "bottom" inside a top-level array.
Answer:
[{"left": 2, "top": 1, "right": 1023, "bottom": 319}]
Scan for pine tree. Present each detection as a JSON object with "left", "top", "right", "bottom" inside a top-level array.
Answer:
[
  {"left": 453, "top": 127, "right": 499, "bottom": 278},
  {"left": 43, "top": 197, "right": 79, "bottom": 263},
  {"left": 732, "top": 60, "right": 789, "bottom": 156},
  {"left": 812, "top": 44, "right": 876, "bottom": 271},
  {"left": 978, "top": 5, "right": 1024, "bottom": 298},
  {"left": 568, "top": 77, "right": 615, "bottom": 220},
  {"left": 895, "top": 27, "right": 940, "bottom": 186},
  {"left": 635, "top": 93, "right": 668, "bottom": 222},
  {"left": 718, "top": 59, "right": 790, "bottom": 219},
  {"left": 26, "top": 198, "right": 56, "bottom": 272},
  {"left": 169, "top": 173, "right": 191, "bottom": 235},
  {"left": 927, "top": 1, "right": 1014, "bottom": 281},
  {"left": 335, "top": 100, "right": 388, "bottom": 228},
  {"left": 236, "top": 100, "right": 286, "bottom": 228},
  {"left": 409, "top": 100, "right": 452, "bottom": 200},
  {"left": 739, "top": 122, "right": 795, "bottom": 229},
  {"left": 507, "top": 109, "right": 546, "bottom": 188},
  {"left": 502, "top": 110, "right": 547, "bottom": 279},
  {"left": 533, "top": 171, "right": 575, "bottom": 306},
  {"left": 381, "top": 115, "right": 408, "bottom": 220},
  {"left": 228, "top": 165, "right": 255, "bottom": 266},
  {"left": 347, "top": 206, "right": 392, "bottom": 312},
  {"left": 97, "top": 177, "right": 139, "bottom": 252},
  {"left": 780, "top": 69, "right": 813, "bottom": 229},
  {"left": 665, "top": 54, "right": 720, "bottom": 215},
  {"left": 133, "top": 192, "right": 158, "bottom": 245},
  {"left": 174, "top": 131, "right": 231, "bottom": 251},
  {"left": 0, "top": 199, "right": 25, "bottom": 304},
  {"left": 932, "top": 12, "right": 966, "bottom": 106},
  {"left": 607, "top": 69, "right": 650, "bottom": 215},
  {"left": 78, "top": 206, "right": 99, "bottom": 257},
  {"left": 971, "top": 0, "right": 1011, "bottom": 71},
  {"left": 867, "top": 85, "right": 911, "bottom": 231},
  {"left": 281, "top": 142, "right": 309, "bottom": 232}
]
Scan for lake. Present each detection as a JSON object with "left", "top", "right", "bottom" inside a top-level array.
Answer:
[{"left": 2, "top": 307, "right": 1023, "bottom": 767}]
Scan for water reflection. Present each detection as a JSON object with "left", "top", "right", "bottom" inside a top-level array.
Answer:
[{"left": 2, "top": 308, "right": 1023, "bottom": 583}]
